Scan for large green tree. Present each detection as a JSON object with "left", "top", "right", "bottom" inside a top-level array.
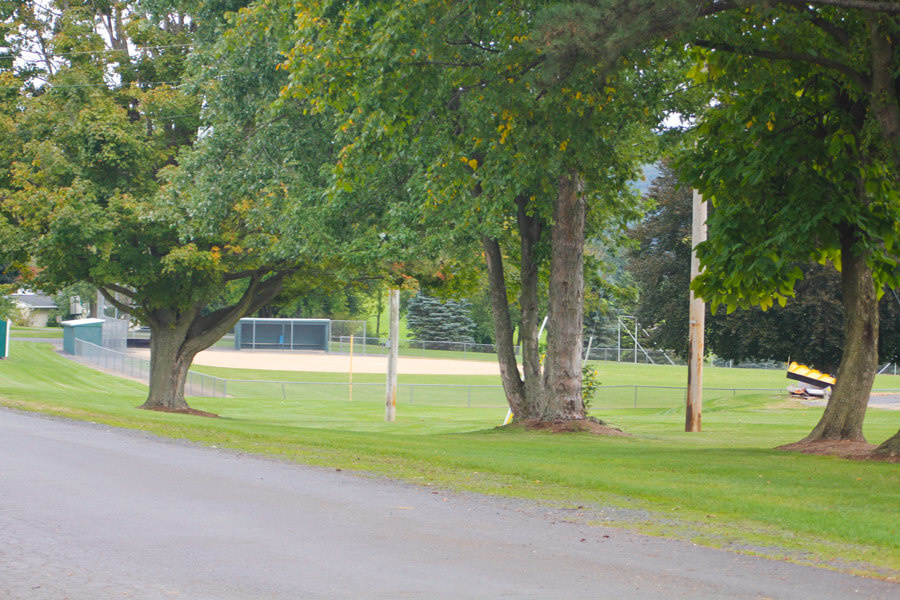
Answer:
[
  {"left": 0, "top": 0, "right": 339, "bottom": 411},
  {"left": 274, "top": 0, "right": 681, "bottom": 421},
  {"left": 534, "top": 1, "right": 900, "bottom": 451},
  {"left": 674, "top": 4, "right": 900, "bottom": 452}
]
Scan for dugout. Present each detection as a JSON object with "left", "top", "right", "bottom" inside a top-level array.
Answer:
[
  {"left": 61, "top": 318, "right": 105, "bottom": 354},
  {"left": 234, "top": 318, "right": 331, "bottom": 352}
]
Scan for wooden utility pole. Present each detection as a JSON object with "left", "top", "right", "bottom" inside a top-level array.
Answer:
[
  {"left": 385, "top": 287, "right": 399, "bottom": 422},
  {"left": 348, "top": 334, "right": 354, "bottom": 402},
  {"left": 686, "top": 188, "right": 707, "bottom": 432}
]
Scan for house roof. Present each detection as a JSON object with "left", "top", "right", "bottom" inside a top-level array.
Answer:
[{"left": 11, "top": 293, "right": 58, "bottom": 309}]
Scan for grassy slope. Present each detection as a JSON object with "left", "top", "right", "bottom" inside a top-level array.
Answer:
[
  {"left": 1, "top": 341, "right": 898, "bottom": 579},
  {"left": 11, "top": 326, "right": 64, "bottom": 338}
]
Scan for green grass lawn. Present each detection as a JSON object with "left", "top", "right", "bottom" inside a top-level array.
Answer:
[
  {"left": 2, "top": 340, "right": 899, "bottom": 580},
  {"left": 188, "top": 357, "right": 900, "bottom": 411},
  {"left": 10, "top": 325, "right": 64, "bottom": 338}
]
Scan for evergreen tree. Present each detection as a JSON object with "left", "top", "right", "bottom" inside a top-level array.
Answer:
[{"left": 406, "top": 294, "right": 476, "bottom": 345}]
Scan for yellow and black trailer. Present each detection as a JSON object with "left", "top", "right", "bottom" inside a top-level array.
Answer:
[{"left": 786, "top": 362, "right": 836, "bottom": 388}]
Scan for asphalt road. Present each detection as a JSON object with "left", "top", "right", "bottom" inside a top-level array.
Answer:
[{"left": 1, "top": 408, "right": 896, "bottom": 600}]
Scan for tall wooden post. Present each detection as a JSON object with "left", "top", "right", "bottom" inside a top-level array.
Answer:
[
  {"left": 385, "top": 287, "right": 399, "bottom": 422},
  {"left": 686, "top": 188, "right": 707, "bottom": 432},
  {"left": 348, "top": 334, "right": 354, "bottom": 402}
]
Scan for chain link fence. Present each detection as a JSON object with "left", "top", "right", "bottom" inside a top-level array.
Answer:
[
  {"left": 73, "top": 339, "right": 227, "bottom": 398},
  {"left": 331, "top": 336, "right": 520, "bottom": 360},
  {"left": 65, "top": 340, "right": 801, "bottom": 410}
]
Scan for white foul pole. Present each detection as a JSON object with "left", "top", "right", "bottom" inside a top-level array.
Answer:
[{"left": 686, "top": 188, "right": 707, "bottom": 432}]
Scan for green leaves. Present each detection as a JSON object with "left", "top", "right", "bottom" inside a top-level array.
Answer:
[{"left": 674, "top": 4, "right": 900, "bottom": 313}]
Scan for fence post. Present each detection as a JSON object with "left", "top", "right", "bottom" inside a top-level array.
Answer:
[
  {"left": 410, "top": 384, "right": 414, "bottom": 404},
  {"left": 634, "top": 386, "right": 638, "bottom": 408},
  {"left": 467, "top": 386, "right": 471, "bottom": 407},
  {"left": 282, "top": 383, "right": 286, "bottom": 399}
]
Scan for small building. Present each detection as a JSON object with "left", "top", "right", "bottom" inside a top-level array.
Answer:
[
  {"left": 10, "top": 292, "right": 58, "bottom": 328},
  {"left": 234, "top": 318, "right": 331, "bottom": 352},
  {"left": 61, "top": 318, "right": 105, "bottom": 354}
]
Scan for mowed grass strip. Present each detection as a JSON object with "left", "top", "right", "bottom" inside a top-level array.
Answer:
[
  {"left": 10, "top": 326, "right": 64, "bottom": 339},
  {"left": 1, "top": 341, "right": 899, "bottom": 579}
]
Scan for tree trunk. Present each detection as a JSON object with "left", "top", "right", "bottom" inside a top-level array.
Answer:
[
  {"left": 516, "top": 196, "right": 545, "bottom": 419},
  {"left": 863, "top": 14, "right": 900, "bottom": 457},
  {"left": 482, "top": 180, "right": 587, "bottom": 422},
  {"left": 143, "top": 310, "right": 201, "bottom": 411},
  {"left": 866, "top": 11, "right": 900, "bottom": 174},
  {"left": 874, "top": 429, "right": 900, "bottom": 457},
  {"left": 375, "top": 284, "right": 384, "bottom": 337},
  {"left": 541, "top": 171, "right": 586, "bottom": 420},
  {"left": 482, "top": 235, "right": 527, "bottom": 415},
  {"left": 801, "top": 228, "right": 878, "bottom": 442},
  {"left": 132, "top": 271, "right": 289, "bottom": 412}
]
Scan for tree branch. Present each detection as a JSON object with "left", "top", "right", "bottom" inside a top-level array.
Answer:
[
  {"left": 407, "top": 60, "right": 485, "bottom": 68},
  {"left": 442, "top": 35, "right": 503, "bottom": 54},
  {"left": 782, "top": 1, "right": 851, "bottom": 46},
  {"left": 695, "top": 1, "right": 747, "bottom": 17},
  {"left": 801, "top": 0, "right": 900, "bottom": 13},
  {"left": 101, "top": 282, "right": 137, "bottom": 299},
  {"left": 97, "top": 286, "right": 134, "bottom": 316},
  {"left": 223, "top": 268, "right": 266, "bottom": 282},
  {"left": 186, "top": 267, "right": 297, "bottom": 351},
  {"left": 693, "top": 40, "right": 870, "bottom": 91}
]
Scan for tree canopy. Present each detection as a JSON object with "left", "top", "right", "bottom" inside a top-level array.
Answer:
[
  {"left": 629, "top": 163, "right": 900, "bottom": 374},
  {"left": 266, "top": 0, "right": 690, "bottom": 421},
  {"left": 673, "top": 3, "right": 900, "bottom": 448},
  {"left": 0, "top": 0, "right": 346, "bottom": 411}
]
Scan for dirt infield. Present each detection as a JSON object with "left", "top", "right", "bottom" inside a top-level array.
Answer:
[{"left": 130, "top": 348, "right": 504, "bottom": 376}]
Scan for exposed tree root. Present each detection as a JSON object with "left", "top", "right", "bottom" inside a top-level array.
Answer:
[
  {"left": 139, "top": 405, "right": 219, "bottom": 418},
  {"left": 778, "top": 439, "right": 899, "bottom": 463},
  {"left": 505, "top": 417, "right": 630, "bottom": 437}
]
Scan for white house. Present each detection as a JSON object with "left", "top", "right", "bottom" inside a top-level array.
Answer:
[{"left": 10, "top": 291, "right": 58, "bottom": 327}]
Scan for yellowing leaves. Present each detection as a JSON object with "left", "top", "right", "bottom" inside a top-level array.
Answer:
[
  {"left": 161, "top": 243, "right": 226, "bottom": 274},
  {"left": 234, "top": 198, "right": 254, "bottom": 214}
]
